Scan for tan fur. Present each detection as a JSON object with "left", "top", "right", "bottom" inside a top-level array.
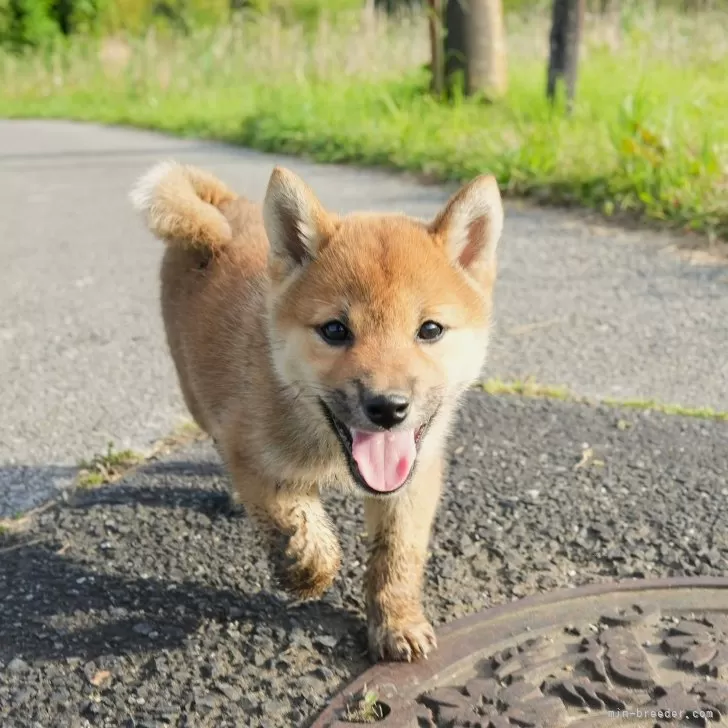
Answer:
[
  {"left": 129, "top": 161, "right": 237, "bottom": 251},
  {"left": 130, "top": 162, "right": 503, "bottom": 662}
]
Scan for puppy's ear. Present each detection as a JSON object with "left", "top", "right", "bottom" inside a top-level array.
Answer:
[
  {"left": 430, "top": 175, "right": 503, "bottom": 280},
  {"left": 263, "top": 167, "right": 335, "bottom": 270}
]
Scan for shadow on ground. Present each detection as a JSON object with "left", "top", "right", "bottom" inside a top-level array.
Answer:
[
  {"left": 1, "top": 460, "right": 365, "bottom": 665},
  {"left": 0, "top": 539, "right": 361, "bottom": 664},
  {"left": 0, "top": 464, "right": 79, "bottom": 519}
]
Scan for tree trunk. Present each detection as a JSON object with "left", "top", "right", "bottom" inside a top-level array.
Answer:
[
  {"left": 468, "top": 0, "right": 507, "bottom": 98},
  {"left": 429, "top": 0, "right": 445, "bottom": 95},
  {"left": 546, "top": 0, "right": 584, "bottom": 114},
  {"left": 442, "top": 0, "right": 507, "bottom": 99},
  {"left": 373, "top": 0, "right": 422, "bottom": 12}
]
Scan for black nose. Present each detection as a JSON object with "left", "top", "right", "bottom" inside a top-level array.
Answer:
[{"left": 362, "top": 392, "right": 411, "bottom": 429}]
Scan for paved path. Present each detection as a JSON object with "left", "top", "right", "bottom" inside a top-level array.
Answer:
[
  {"left": 1, "top": 119, "right": 727, "bottom": 516},
  {"left": 2, "top": 119, "right": 727, "bottom": 727},
  {"left": 2, "top": 393, "right": 726, "bottom": 727}
]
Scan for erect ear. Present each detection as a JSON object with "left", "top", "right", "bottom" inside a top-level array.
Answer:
[
  {"left": 263, "top": 166, "right": 335, "bottom": 269},
  {"left": 430, "top": 175, "right": 503, "bottom": 278}
]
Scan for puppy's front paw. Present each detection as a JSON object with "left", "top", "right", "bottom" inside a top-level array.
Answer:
[
  {"left": 271, "top": 531, "right": 341, "bottom": 601},
  {"left": 279, "top": 550, "right": 340, "bottom": 600},
  {"left": 368, "top": 614, "right": 437, "bottom": 662}
]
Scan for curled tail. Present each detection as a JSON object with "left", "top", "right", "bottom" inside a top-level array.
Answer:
[{"left": 129, "top": 161, "right": 237, "bottom": 251}]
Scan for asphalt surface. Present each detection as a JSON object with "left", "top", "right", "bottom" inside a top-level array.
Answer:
[
  {"left": 2, "top": 391, "right": 727, "bottom": 727},
  {"left": 1, "top": 119, "right": 728, "bottom": 516}
]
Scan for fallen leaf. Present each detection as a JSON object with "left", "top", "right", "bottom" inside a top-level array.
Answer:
[
  {"left": 89, "top": 670, "right": 111, "bottom": 687},
  {"left": 574, "top": 447, "right": 594, "bottom": 470}
]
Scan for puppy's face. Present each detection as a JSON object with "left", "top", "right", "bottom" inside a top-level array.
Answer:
[{"left": 264, "top": 169, "right": 503, "bottom": 496}]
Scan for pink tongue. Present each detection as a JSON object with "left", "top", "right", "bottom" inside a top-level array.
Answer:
[{"left": 351, "top": 429, "right": 416, "bottom": 493}]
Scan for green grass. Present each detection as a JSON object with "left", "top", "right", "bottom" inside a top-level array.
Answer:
[
  {"left": 481, "top": 377, "right": 571, "bottom": 400},
  {"left": 75, "top": 421, "right": 203, "bottom": 488},
  {"left": 479, "top": 378, "right": 728, "bottom": 421},
  {"left": 600, "top": 397, "right": 728, "bottom": 420},
  {"left": 77, "top": 441, "right": 143, "bottom": 488},
  {"left": 1, "top": 2, "right": 727, "bottom": 241},
  {"left": 343, "top": 688, "right": 387, "bottom": 723}
]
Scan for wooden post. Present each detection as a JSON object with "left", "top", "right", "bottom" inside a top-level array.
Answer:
[{"left": 546, "top": 0, "right": 585, "bottom": 114}]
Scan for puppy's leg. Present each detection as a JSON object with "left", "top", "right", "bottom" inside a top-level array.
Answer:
[
  {"left": 229, "top": 457, "right": 341, "bottom": 600},
  {"left": 364, "top": 457, "right": 442, "bottom": 662}
]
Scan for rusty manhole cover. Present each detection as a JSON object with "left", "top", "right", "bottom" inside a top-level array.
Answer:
[{"left": 312, "top": 577, "right": 728, "bottom": 727}]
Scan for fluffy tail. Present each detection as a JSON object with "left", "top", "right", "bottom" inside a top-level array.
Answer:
[{"left": 129, "top": 161, "right": 237, "bottom": 250}]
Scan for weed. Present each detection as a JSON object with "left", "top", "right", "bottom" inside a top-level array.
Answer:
[
  {"left": 601, "top": 398, "right": 728, "bottom": 421},
  {"left": 343, "top": 687, "right": 387, "bottom": 723},
  {"left": 0, "top": 512, "right": 32, "bottom": 536},
  {"left": 481, "top": 377, "right": 571, "bottom": 400},
  {"left": 77, "top": 441, "right": 142, "bottom": 488},
  {"left": 479, "top": 378, "right": 728, "bottom": 422}
]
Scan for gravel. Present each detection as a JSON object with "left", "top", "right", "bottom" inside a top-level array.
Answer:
[{"left": 2, "top": 391, "right": 727, "bottom": 727}]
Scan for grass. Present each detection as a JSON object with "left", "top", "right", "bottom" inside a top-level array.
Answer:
[
  {"left": 482, "top": 377, "right": 571, "bottom": 400},
  {"left": 600, "top": 397, "right": 728, "bottom": 420},
  {"left": 343, "top": 688, "right": 388, "bottom": 723},
  {"left": 479, "top": 377, "right": 728, "bottom": 421},
  {"left": 0, "top": 3, "right": 727, "bottom": 241},
  {"left": 1, "top": 421, "right": 204, "bottom": 536},
  {"left": 0, "top": 509, "right": 41, "bottom": 536},
  {"left": 75, "top": 421, "right": 204, "bottom": 488},
  {"left": 77, "top": 441, "right": 143, "bottom": 488}
]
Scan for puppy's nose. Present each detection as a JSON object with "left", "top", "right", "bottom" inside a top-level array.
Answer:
[{"left": 362, "top": 391, "right": 411, "bottom": 429}]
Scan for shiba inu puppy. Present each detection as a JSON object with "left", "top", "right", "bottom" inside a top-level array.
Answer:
[{"left": 130, "top": 162, "right": 503, "bottom": 661}]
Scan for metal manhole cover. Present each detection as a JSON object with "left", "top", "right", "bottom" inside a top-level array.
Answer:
[{"left": 312, "top": 577, "right": 728, "bottom": 727}]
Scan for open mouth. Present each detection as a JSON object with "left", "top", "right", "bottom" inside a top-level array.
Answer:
[{"left": 319, "top": 401, "right": 432, "bottom": 495}]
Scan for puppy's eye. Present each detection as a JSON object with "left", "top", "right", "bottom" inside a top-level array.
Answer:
[
  {"left": 417, "top": 320, "right": 444, "bottom": 342},
  {"left": 318, "top": 320, "right": 351, "bottom": 345}
]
